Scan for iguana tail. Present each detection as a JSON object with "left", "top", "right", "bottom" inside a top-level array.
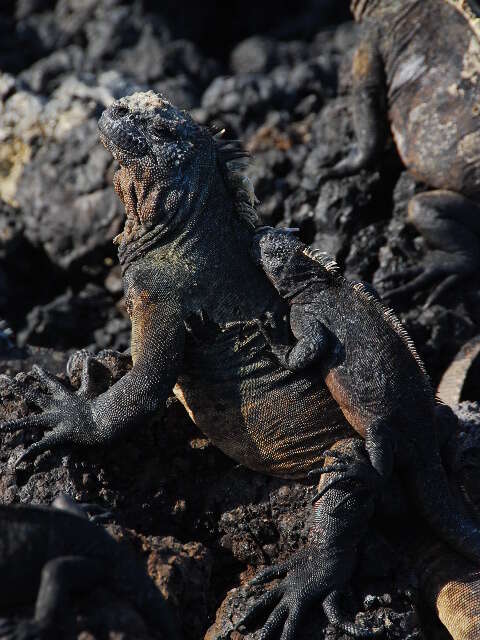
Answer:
[
  {"left": 436, "top": 335, "right": 480, "bottom": 406},
  {"left": 415, "top": 537, "right": 480, "bottom": 640},
  {"left": 405, "top": 448, "right": 480, "bottom": 563}
]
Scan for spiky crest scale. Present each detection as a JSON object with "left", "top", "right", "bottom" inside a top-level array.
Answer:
[
  {"left": 301, "top": 248, "right": 430, "bottom": 383},
  {"left": 214, "top": 136, "right": 258, "bottom": 227}
]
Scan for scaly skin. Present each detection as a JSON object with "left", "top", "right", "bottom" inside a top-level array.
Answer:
[
  {"left": 0, "top": 495, "right": 178, "bottom": 640},
  {"left": 0, "top": 92, "right": 383, "bottom": 639},
  {"left": 1, "top": 91, "right": 480, "bottom": 638},
  {"left": 329, "top": 0, "right": 480, "bottom": 306},
  {"left": 252, "top": 226, "right": 480, "bottom": 565}
]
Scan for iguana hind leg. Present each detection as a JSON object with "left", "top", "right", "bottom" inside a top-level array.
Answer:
[
  {"left": 235, "top": 439, "right": 383, "bottom": 639},
  {"left": 381, "top": 190, "right": 480, "bottom": 306}
]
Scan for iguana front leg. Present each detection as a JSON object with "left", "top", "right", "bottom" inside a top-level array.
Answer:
[
  {"left": 0, "top": 282, "right": 185, "bottom": 464},
  {"left": 257, "top": 306, "right": 330, "bottom": 372},
  {"left": 326, "top": 31, "right": 386, "bottom": 178}
]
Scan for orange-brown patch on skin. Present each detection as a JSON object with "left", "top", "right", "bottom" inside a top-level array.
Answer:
[
  {"left": 324, "top": 370, "right": 368, "bottom": 438},
  {"left": 421, "top": 545, "right": 480, "bottom": 640},
  {"left": 113, "top": 167, "right": 137, "bottom": 218},
  {"left": 129, "top": 289, "right": 157, "bottom": 364},
  {"left": 353, "top": 43, "right": 374, "bottom": 80},
  {"left": 115, "top": 164, "right": 161, "bottom": 227},
  {"left": 139, "top": 185, "right": 162, "bottom": 224}
]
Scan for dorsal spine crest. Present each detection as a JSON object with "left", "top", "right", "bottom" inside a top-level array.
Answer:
[{"left": 302, "top": 247, "right": 430, "bottom": 383}]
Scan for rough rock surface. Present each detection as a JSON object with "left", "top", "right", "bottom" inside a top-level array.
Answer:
[{"left": 1, "top": 2, "right": 480, "bottom": 639}]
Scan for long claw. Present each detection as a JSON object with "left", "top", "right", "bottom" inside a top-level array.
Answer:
[
  {"left": 308, "top": 449, "right": 356, "bottom": 477},
  {"left": 311, "top": 474, "right": 352, "bottom": 504},
  {"left": 234, "top": 588, "right": 283, "bottom": 632},
  {"left": 250, "top": 562, "right": 290, "bottom": 586},
  {"left": 14, "top": 429, "right": 66, "bottom": 466},
  {"left": 312, "top": 463, "right": 348, "bottom": 477},
  {"left": 31, "top": 366, "right": 68, "bottom": 395},
  {"left": 259, "top": 602, "right": 288, "bottom": 640},
  {"left": 0, "top": 413, "right": 53, "bottom": 433},
  {"left": 280, "top": 605, "right": 303, "bottom": 640}
]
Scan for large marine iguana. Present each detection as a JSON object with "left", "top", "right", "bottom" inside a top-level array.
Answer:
[
  {"left": 326, "top": 0, "right": 480, "bottom": 306},
  {"left": 0, "top": 494, "right": 179, "bottom": 640},
  {"left": 1, "top": 91, "right": 480, "bottom": 638}
]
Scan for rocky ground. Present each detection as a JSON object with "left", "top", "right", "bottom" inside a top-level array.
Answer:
[{"left": 0, "top": 1, "right": 479, "bottom": 639}]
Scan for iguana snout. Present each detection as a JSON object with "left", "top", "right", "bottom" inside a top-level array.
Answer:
[{"left": 98, "top": 103, "right": 149, "bottom": 159}]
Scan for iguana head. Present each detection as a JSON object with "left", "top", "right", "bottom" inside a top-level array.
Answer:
[
  {"left": 251, "top": 227, "right": 334, "bottom": 299},
  {"left": 98, "top": 91, "right": 257, "bottom": 255},
  {"left": 98, "top": 91, "right": 216, "bottom": 232}
]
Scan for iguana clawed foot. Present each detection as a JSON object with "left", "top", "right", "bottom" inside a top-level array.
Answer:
[
  {"left": 0, "top": 619, "right": 49, "bottom": 640},
  {"left": 308, "top": 447, "right": 382, "bottom": 504},
  {"left": 377, "top": 265, "right": 462, "bottom": 308},
  {"left": 234, "top": 547, "right": 382, "bottom": 639},
  {"left": 0, "top": 365, "right": 97, "bottom": 466}
]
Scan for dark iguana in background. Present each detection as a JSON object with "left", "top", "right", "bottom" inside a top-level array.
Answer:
[
  {"left": 0, "top": 494, "right": 179, "bottom": 640},
  {"left": 327, "top": 0, "right": 480, "bottom": 306},
  {"left": 1, "top": 91, "right": 480, "bottom": 639}
]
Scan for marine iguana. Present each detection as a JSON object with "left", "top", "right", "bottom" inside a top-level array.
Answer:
[
  {"left": 0, "top": 91, "right": 479, "bottom": 639},
  {"left": 251, "top": 226, "right": 480, "bottom": 561},
  {"left": 326, "top": 0, "right": 480, "bottom": 306},
  {"left": 0, "top": 494, "right": 179, "bottom": 640}
]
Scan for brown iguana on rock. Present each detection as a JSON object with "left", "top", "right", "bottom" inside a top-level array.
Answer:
[
  {"left": 326, "top": 0, "right": 480, "bottom": 306},
  {"left": 1, "top": 91, "right": 480, "bottom": 638}
]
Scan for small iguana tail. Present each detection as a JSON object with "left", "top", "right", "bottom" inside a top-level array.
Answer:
[
  {"left": 437, "top": 335, "right": 480, "bottom": 406},
  {"left": 405, "top": 448, "right": 480, "bottom": 563}
]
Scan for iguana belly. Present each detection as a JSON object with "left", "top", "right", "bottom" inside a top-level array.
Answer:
[{"left": 174, "top": 323, "right": 353, "bottom": 479}]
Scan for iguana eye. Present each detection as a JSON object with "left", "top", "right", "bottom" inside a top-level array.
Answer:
[{"left": 149, "top": 121, "right": 178, "bottom": 142}]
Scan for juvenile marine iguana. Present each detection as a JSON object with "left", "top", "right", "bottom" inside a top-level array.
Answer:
[
  {"left": 251, "top": 226, "right": 480, "bottom": 561},
  {"left": 0, "top": 91, "right": 478, "bottom": 639},
  {"left": 326, "top": 0, "right": 480, "bottom": 305},
  {"left": 0, "top": 494, "right": 179, "bottom": 640}
]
